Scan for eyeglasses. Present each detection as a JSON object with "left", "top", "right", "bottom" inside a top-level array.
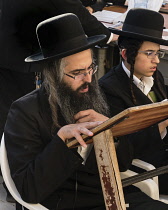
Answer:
[
  {"left": 138, "top": 50, "right": 165, "bottom": 59},
  {"left": 64, "top": 62, "right": 98, "bottom": 80}
]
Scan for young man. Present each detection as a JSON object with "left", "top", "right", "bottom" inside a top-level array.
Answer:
[{"left": 99, "top": 8, "right": 168, "bottom": 195}]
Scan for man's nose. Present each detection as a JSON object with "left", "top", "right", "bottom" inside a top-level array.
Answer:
[
  {"left": 153, "top": 55, "right": 160, "bottom": 64},
  {"left": 83, "top": 71, "right": 92, "bottom": 83}
]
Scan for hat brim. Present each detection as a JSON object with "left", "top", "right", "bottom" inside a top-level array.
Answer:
[
  {"left": 109, "top": 28, "right": 168, "bottom": 46},
  {"left": 25, "top": 35, "right": 106, "bottom": 62}
]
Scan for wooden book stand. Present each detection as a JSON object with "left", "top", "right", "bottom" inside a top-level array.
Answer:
[{"left": 67, "top": 100, "right": 168, "bottom": 210}]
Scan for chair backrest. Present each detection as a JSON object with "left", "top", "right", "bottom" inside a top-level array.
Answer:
[
  {"left": 120, "top": 169, "right": 160, "bottom": 200},
  {"left": 121, "top": 158, "right": 168, "bottom": 204},
  {"left": 0, "top": 134, "right": 48, "bottom": 210},
  {"left": 132, "top": 159, "right": 168, "bottom": 204}
]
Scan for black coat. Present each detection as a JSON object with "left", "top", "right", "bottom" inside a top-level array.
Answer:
[
  {"left": 99, "top": 64, "right": 168, "bottom": 169},
  {"left": 0, "top": 0, "right": 111, "bottom": 73},
  {"left": 5, "top": 85, "right": 106, "bottom": 209}
]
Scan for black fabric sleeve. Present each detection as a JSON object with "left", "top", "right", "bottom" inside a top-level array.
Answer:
[{"left": 4, "top": 99, "right": 82, "bottom": 203}]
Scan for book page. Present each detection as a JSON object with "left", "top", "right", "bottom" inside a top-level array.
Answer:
[{"left": 93, "top": 10, "right": 123, "bottom": 24}]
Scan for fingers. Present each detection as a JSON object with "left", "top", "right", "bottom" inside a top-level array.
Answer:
[
  {"left": 74, "top": 109, "right": 109, "bottom": 123},
  {"left": 74, "top": 121, "right": 101, "bottom": 137},
  {"left": 57, "top": 121, "right": 102, "bottom": 147},
  {"left": 82, "top": 121, "right": 102, "bottom": 130},
  {"left": 76, "top": 115, "right": 92, "bottom": 123},
  {"left": 74, "top": 109, "right": 99, "bottom": 122},
  {"left": 73, "top": 121, "right": 102, "bottom": 147},
  {"left": 73, "top": 132, "right": 87, "bottom": 148},
  {"left": 86, "top": 6, "right": 93, "bottom": 14},
  {"left": 73, "top": 126, "right": 93, "bottom": 148},
  {"left": 112, "top": 34, "right": 119, "bottom": 41},
  {"left": 74, "top": 110, "right": 91, "bottom": 121}
]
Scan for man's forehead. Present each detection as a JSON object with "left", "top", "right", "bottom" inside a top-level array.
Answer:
[
  {"left": 64, "top": 51, "right": 92, "bottom": 71},
  {"left": 140, "top": 41, "right": 160, "bottom": 49},
  {"left": 65, "top": 49, "right": 92, "bottom": 61}
]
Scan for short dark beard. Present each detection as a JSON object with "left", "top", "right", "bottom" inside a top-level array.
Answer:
[{"left": 56, "top": 76, "right": 109, "bottom": 124}]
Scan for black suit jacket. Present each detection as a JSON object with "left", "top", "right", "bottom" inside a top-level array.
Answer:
[
  {"left": 0, "top": 0, "right": 110, "bottom": 73},
  {"left": 99, "top": 64, "right": 168, "bottom": 168},
  {"left": 5, "top": 85, "right": 106, "bottom": 209}
]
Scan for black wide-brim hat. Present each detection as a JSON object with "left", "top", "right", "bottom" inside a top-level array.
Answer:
[
  {"left": 109, "top": 8, "right": 168, "bottom": 46},
  {"left": 25, "top": 13, "right": 106, "bottom": 62}
]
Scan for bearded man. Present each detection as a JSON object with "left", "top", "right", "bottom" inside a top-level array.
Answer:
[{"left": 4, "top": 13, "right": 109, "bottom": 210}]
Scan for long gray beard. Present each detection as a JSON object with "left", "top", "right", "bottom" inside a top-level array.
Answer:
[{"left": 56, "top": 77, "right": 109, "bottom": 124}]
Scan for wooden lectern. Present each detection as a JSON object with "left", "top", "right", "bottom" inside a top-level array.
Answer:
[{"left": 67, "top": 100, "right": 168, "bottom": 210}]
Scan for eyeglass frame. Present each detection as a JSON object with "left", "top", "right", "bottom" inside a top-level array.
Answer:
[
  {"left": 138, "top": 50, "right": 165, "bottom": 59},
  {"left": 64, "top": 62, "right": 98, "bottom": 80}
]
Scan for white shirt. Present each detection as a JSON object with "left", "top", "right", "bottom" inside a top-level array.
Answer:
[{"left": 77, "top": 143, "right": 93, "bottom": 165}]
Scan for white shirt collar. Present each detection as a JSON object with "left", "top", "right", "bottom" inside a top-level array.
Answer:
[{"left": 122, "top": 62, "right": 154, "bottom": 95}]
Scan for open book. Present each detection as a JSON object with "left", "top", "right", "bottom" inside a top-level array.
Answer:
[
  {"left": 67, "top": 100, "right": 168, "bottom": 148},
  {"left": 93, "top": 10, "right": 123, "bottom": 23}
]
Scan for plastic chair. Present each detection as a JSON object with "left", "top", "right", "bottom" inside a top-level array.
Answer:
[
  {"left": 120, "top": 169, "right": 160, "bottom": 200},
  {"left": 0, "top": 134, "right": 48, "bottom": 210},
  {"left": 121, "top": 159, "right": 168, "bottom": 203},
  {"left": 132, "top": 159, "right": 168, "bottom": 204}
]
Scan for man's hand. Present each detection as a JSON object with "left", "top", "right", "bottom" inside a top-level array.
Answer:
[
  {"left": 158, "top": 119, "right": 168, "bottom": 134},
  {"left": 74, "top": 109, "right": 109, "bottom": 123},
  {"left": 86, "top": 6, "right": 93, "bottom": 14},
  {"left": 112, "top": 33, "right": 119, "bottom": 41},
  {"left": 57, "top": 121, "right": 102, "bottom": 148}
]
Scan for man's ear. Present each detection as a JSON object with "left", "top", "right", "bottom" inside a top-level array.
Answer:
[{"left": 121, "top": 49, "right": 127, "bottom": 61}]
